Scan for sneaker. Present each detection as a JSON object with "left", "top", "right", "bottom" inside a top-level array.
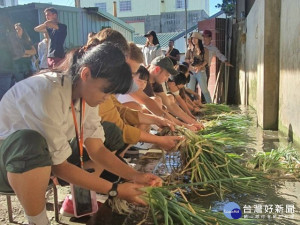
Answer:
[
  {"left": 133, "top": 142, "right": 153, "bottom": 150},
  {"left": 125, "top": 146, "right": 140, "bottom": 155},
  {"left": 60, "top": 195, "right": 74, "bottom": 217},
  {"left": 60, "top": 195, "right": 102, "bottom": 217}
]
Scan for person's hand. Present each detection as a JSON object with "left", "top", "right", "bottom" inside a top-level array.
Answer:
[
  {"left": 184, "top": 123, "right": 198, "bottom": 131},
  {"left": 193, "top": 66, "right": 200, "bottom": 73},
  {"left": 133, "top": 172, "right": 163, "bottom": 187},
  {"left": 192, "top": 106, "right": 201, "bottom": 113},
  {"left": 117, "top": 182, "right": 147, "bottom": 205},
  {"left": 154, "top": 116, "right": 176, "bottom": 131},
  {"left": 192, "top": 122, "right": 205, "bottom": 130},
  {"left": 225, "top": 61, "right": 234, "bottom": 67},
  {"left": 44, "top": 21, "right": 58, "bottom": 29},
  {"left": 193, "top": 93, "right": 201, "bottom": 101},
  {"left": 193, "top": 64, "right": 205, "bottom": 73},
  {"left": 157, "top": 135, "right": 185, "bottom": 151}
]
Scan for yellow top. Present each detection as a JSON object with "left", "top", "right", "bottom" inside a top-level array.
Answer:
[{"left": 99, "top": 95, "right": 141, "bottom": 144}]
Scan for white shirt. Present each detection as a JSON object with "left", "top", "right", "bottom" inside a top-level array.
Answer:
[
  {"left": 0, "top": 72, "right": 105, "bottom": 165},
  {"left": 117, "top": 93, "right": 137, "bottom": 104},
  {"left": 204, "top": 43, "right": 227, "bottom": 66},
  {"left": 38, "top": 39, "right": 48, "bottom": 69},
  {"left": 142, "top": 45, "right": 163, "bottom": 66}
]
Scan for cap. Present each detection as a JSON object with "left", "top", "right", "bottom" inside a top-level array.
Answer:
[
  {"left": 144, "top": 30, "right": 156, "bottom": 37},
  {"left": 202, "top": 30, "right": 212, "bottom": 37},
  {"left": 191, "top": 32, "right": 202, "bottom": 40},
  {"left": 151, "top": 56, "right": 178, "bottom": 76}
]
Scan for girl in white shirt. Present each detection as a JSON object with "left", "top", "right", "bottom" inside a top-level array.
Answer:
[
  {"left": 0, "top": 43, "right": 162, "bottom": 225},
  {"left": 142, "top": 30, "right": 163, "bottom": 66}
]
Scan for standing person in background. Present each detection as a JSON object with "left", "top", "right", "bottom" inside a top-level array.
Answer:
[
  {"left": 142, "top": 30, "right": 162, "bottom": 66},
  {"left": 0, "top": 11, "right": 23, "bottom": 100},
  {"left": 14, "top": 23, "right": 36, "bottom": 82},
  {"left": 38, "top": 32, "right": 49, "bottom": 70},
  {"left": 202, "top": 30, "right": 233, "bottom": 85},
  {"left": 34, "top": 7, "right": 67, "bottom": 69},
  {"left": 165, "top": 39, "right": 180, "bottom": 66},
  {"left": 185, "top": 32, "right": 212, "bottom": 104},
  {"left": 187, "top": 36, "right": 194, "bottom": 51}
]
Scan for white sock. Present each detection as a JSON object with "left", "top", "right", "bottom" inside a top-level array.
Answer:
[{"left": 26, "top": 206, "right": 49, "bottom": 225}]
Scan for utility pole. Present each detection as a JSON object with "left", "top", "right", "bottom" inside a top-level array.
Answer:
[
  {"left": 75, "top": 0, "right": 80, "bottom": 8},
  {"left": 185, "top": 0, "right": 188, "bottom": 49}
]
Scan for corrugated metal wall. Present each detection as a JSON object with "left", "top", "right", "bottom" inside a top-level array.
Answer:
[
  {"left": 35, "top": 4, "right": 114, "bottom": 49},
  {"left": 111, "top": 22, "right": 133, "bottom": 41}
]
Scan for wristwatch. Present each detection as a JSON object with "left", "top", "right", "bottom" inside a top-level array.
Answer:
[{"left": 108, "top": 182, "right": 118, "bottom": 199}]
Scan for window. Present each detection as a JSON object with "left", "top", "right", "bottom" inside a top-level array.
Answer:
[
  {"left": 95, "top": 3, "right": 107, "bottom": 12},
  {"left": 119, "top": 0, "right": 131, "bottom": 12},
  {"left": 176, "top": 0, "right": 188, "bottom": 9}
]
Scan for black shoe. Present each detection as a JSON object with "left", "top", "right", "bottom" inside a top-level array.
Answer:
[{"left": 124, "top": 146, "right": 140, "bottom": 156}]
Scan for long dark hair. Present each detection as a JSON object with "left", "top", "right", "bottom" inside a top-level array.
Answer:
[
  {"left": 145, "top": 31, "right": 160, "bottom": 46},
  {"left": 14, "top": 23, "right": 32, "bottom": 45},
  {"left": 152, "top": 32, "right": 160, "bottom": 45},
  {"left": 55, "top": 42, "right": 132, "bottom": 94},
  {"left": 193, "top": 38, "right": 205, "bottom": 56}
]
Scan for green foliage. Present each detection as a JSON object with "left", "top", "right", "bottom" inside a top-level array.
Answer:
[
  {"left": 175, "top": 126, "right": 265, "bottom": 199},
  {"left": 249, "top": 145, "right": 300, "bottom": 176},
  {"left": 215, "top": 0, "right": 236, "bottom": 16},
  {"left": 142, "top": 186, "right": 252, "bottom": 225},
  {"left": 199, "top": 113, "right": 254, "bottom": 147}
]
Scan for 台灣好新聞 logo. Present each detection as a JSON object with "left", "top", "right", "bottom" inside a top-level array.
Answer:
[{"left": 223, "top": 202, "right": 242, "bottom": 219}]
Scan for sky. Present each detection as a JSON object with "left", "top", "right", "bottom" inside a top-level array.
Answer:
[{"left": 18, "top": 0, "right": 223, "bottom": 16}]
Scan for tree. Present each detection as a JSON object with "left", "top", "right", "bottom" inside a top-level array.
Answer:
[{"left": 215, "top": 0, "right": 236, "bottom": 16}]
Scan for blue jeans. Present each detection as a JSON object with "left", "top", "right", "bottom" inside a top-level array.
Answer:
[
  {"left": 0, "top": 73, "right": 15, "bottom": 100},
  {"left": 187, "top": 70, "right": 212, "bottom": 103}
]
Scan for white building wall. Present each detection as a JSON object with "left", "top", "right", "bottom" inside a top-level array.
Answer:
[
  {"left": 1, "top": 0, "right": 18, "bottom": 7},
  {"left": 81, "top": 0, "right": 208, "bottom": 17},
  {"left": 163, "top": 0, "right": 208, "bottom": 14},
  {"left": 81, "top": 0, "right": 161, "bottom": 17}
]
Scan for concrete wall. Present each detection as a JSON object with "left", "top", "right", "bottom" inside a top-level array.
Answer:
[
  {"left": 245, "top": 0, "right": 262, "bottom": 117},
  {"left": 237, "top": 0, "right": 300, "bottom": 144},
  {"left": 244, "top": 0, "right": 280, "bottom": 130},
  {"left": 278, "top": 0, "right": 300, "bottom": 145}
]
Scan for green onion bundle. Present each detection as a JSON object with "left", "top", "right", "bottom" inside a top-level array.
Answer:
[
  {"left": 141, "top": 186, "right": 252, "bottom": 225},
  {"left": 199, "top": 113, "right": 254, "bottom": 147},
  {"left": 249, "top": 145, "right": 300, "bottom": 176},
  {"left": 199, "top": 104, "right": 233, "bottom": 120},
  {"left": 173, "top": 127, "right": 264, "bottom": 199}
]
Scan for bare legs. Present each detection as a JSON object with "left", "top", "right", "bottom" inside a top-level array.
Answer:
[{"left": 7, "top": 166, "right": 51, "bottom": 216}]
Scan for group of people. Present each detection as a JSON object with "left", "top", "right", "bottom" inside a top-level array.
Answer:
[
  {"left": 0, "top": 6, "right": 232, "bottom": 225},
  {"left": 141, "top": 29, "right": 233, "bottom": 105},
  {"left": 0, "top": 7, "right": 67, "bottom": 101}
]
